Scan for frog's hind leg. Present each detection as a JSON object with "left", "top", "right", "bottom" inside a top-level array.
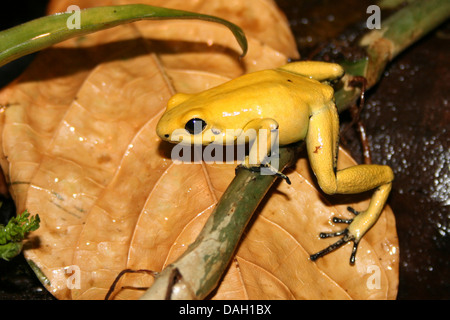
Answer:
[
  {"left": 277, "top": 61, "right": 344, "bottom": 82},
  {"left": 307, "top": 103, "right": 394, "bottom": 264}
]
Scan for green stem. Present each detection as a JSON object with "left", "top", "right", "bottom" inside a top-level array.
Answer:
[
  {"left": 360, "top": 0, "right": 450, "bottom": 86},
  {"left": 139, "top": 147, "right": 297, "bottom": 300},
  {"left": 0, "top": 4, "right": 247, "bottom": 68},
  {"left": 337, "top": 0, "right": 450, "bottom": 112}
]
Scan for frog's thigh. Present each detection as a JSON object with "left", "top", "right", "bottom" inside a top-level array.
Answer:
[
  {"left": 306, "top": 104, "right": 340, "bottom": 194},
  {"left": 278, "top": 61, "right": 344, "bottom": 82},
  {"left": 306, "top": 104, "right": 394, "bottom": 194},
  {"left": 243, "top": 118, "right": 279, "bottom": 165}
]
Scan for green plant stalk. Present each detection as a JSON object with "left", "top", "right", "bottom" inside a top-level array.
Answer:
[
  {"left": 377, "top": 0, "right": 417, "bottom": 10},
  {"left": 361, "top": 0, "right": 450, "bottom": 86},
  {"left": 0, "top": 4, "right": 247, "bottom": 68},
  {"left": 141, "top": 0, "right": 449, "bottom": 300},
  {"left": 336, "top": 0, "right": 450, "bottom": 112},
  {"left": 139, "top": 147, "right": 297, "bottom": 300}
]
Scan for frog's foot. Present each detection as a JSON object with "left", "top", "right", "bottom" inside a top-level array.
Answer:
[
  {"left": 310, "top": 206, "right": 361, "bottom": 265},
  {"left": 235, "top": 162, "right": 291, "bottom": 185}
]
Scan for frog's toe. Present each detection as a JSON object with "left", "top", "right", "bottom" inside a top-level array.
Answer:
[
  {"left": 273, "top": 170, "right": 291, "bottom": 184},
  {"left": 310, "top": 229, "right": 359, "bottom": 265},
  {"left": 347, "top": 206, "right": 361, "bottom": 216},
  {"left": 235, "top": 163, "right": 291, "bottom": 184},
  {"left": 254, "top": 163, "right": 291, "bottom": 184},
  {"left": 332, "top": 217, "right": 353, "bottom": 224},
  {"left": 310, "top": 206, "right": 364, "bottom": 264},
  {"left": 327, "top": 206, "right": 360, "bottom": 225}
]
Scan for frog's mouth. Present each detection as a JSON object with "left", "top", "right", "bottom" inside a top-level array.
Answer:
[{"left": 161, "top": 127, "right": 244, "bottom": 147}]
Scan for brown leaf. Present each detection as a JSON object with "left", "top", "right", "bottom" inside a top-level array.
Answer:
[{"left": 0, "top": 0, "right": 398, "bottom": 299}]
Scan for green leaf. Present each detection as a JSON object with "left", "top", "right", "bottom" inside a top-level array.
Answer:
[
  {"left": 0, "top": 242, "right": 23, "bottom": 261},
  {"left": 0, "top": 4, "right": 248, "bottom": 68},
  {"left": 0, "top": 210, "right": 40, "bottom": 261}
]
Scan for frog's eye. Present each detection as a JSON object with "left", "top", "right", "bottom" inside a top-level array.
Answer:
[{"left": 185, "top": 118, "right": 207, "bottom": 135}]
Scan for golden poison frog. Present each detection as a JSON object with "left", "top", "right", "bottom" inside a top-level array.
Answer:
[{"left": 156, "top": 61, "right": 394, "bottom": 264}]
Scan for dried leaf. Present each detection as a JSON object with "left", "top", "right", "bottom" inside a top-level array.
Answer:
[{"left": 0, "top": 0, "right": 398, "bottom": 300}]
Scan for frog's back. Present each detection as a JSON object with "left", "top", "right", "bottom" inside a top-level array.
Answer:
[
  {"left": 198, "top": 69, "right": 334, "bottom": 109},
  {"left": 211, "top": 69, "right": 335, "bottom": 144}
]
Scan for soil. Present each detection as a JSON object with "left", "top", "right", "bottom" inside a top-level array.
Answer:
[{"left": 276, "top": 0, "right": 449, "bottom": 299}]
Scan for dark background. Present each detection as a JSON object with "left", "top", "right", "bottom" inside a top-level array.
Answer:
[{"left": 0, "top": 0, "right": 448, "bottom": 300}]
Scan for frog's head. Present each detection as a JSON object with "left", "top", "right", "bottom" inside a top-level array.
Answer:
[{"left": 157, "top": 93, "right": 237, "bottom": 146}]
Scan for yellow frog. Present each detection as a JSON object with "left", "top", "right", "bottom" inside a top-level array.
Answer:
[{"left": 156, "top": 61, "right": 394, "bottom": 264}]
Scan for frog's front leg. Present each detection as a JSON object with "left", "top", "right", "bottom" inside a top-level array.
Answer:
[
  {"left": 307, "top": 103, "right": 394, "bottom": 264},
  {"left": 236, "top": 118, "right": 291, "bottom": 184}
]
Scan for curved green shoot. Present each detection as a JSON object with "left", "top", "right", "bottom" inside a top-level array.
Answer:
[{"left": 0, "top": 4, "right": 248, "bottom": 68}]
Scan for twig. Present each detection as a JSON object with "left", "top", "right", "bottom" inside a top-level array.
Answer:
[
  {"left": 337, "top": 0, "right": 450, "bottom": 112},
  {"left": 139, "top": 147, "right": 297, "bottom": 300}
]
